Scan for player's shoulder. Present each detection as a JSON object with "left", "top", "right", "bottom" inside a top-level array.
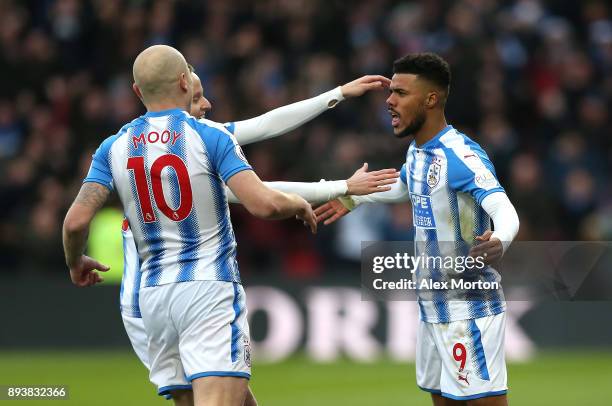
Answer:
[
  {"left": 438, "top": 127, "right": 498, "bottom": 177},
  {"left": 439, "top": 127, "right": 488, "bottom": 159},
  {"left": 438, "top": 126, "right": 469, "bottom": 149},
  {"left": 186, "top": 117, "right": 230, "bottom": 136},
  {"left": 118, "top": 116, "right": 144, "bottom": 136},
  {"left": 196, "top": 117, "right": 235, "bottom": 135},
  {"left": 192, "top": 117, "right": 239, "bottom": 145},
  {"left": 222, "top": 121, "right": 236, "bottom": 135},
  {"left": 95, "top": 116, "right": 144, "bottom": 154}
]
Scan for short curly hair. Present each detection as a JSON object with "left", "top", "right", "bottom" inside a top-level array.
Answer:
[{"left": 393, "top": 53, "right": 450, "bottom": 94}]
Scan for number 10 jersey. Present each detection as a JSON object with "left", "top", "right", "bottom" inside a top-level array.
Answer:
[{"left": 84, "top": 108, "right": 252, "bottom": 288}]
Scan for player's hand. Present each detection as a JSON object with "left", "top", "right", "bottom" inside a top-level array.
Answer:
[
  {"left": 314, "top": 199, "right": 350, "bottom": 225},
  {"left": 340, "top": 75, "right": 391, "bottom": 98},
  {"left": 469, "top": 231, "right": 503, "bottom": 265},
  {"left": 346, "top": 162, "right": 399, "bottom": 195},
  {"left": 296, "top": 200, "right": 317, "bottom": 234},
  {"left": 68, "top": 255, "right": 110, "bottom": 287}
]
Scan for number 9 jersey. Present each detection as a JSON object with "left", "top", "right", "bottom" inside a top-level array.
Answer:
[{"left": 84, "top": 108, "right": 252, "bottom": 288}]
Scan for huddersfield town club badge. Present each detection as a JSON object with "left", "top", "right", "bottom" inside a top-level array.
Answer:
[{"left": 427, "top": 162, "right": 441, "bottom": 188}]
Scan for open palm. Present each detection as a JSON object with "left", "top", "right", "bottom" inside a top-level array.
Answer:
[{"left": 314, "top": 199, "right": 351, "bottom": 225}]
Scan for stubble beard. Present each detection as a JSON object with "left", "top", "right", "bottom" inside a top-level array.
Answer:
[{"left": 395, "top": 107, "right": 426, "bottom": 139}]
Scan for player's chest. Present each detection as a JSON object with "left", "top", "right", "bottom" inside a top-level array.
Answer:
[
  {"left": 405, "top": 150, "right": 447, "bottom": 229},
  {"left": 405, "top": 150, "right": 446, "bottom": 194}
]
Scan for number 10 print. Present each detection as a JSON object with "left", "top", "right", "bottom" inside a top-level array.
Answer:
[{"left": 127, "top": 154, "right": 193, "bottom": 223}]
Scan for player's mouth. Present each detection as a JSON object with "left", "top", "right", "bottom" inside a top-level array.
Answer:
[{"left": 389, "top": 110, "right": 400, "bottom": 128}]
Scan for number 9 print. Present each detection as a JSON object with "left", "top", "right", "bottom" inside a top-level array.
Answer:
[{"left": 453, "top": 342, "right": 467, "bottom": 371}]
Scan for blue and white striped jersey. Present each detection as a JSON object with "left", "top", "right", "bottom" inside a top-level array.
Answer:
[
  {"left": 115, "top": 117, "right": 243, "bottom": 318},
  {"left": 85, "top": 109, "right": 251, "bottom": 307},
  {"left": 402, "top": 125, "right": 506, "bottom": 323}
]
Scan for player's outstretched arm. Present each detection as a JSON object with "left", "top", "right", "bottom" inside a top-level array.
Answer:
[
  {"left": 231, "top": 75, "right": 391, "bottom": 146},
  {"left": 226, "top": 170, "right": 317, "bottom": 233},
  {"left": 315, "top": 176, "right": 410, "bottom": 225},
  {"left": 344, "top": 162, "right": 399, "bottom": 195},
  {"left": 224, "top": 163, "right": 399, "bottom": 204},
  {"left": 62, "top": 182, "right": 111, "bottom": 287}
]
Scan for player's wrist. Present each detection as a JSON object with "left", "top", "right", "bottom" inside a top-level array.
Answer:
[
  {"left": 328, "top": 179, "right": 349, "bottom": 196},
  {"left": 338, "top": 195, "right": 357, "bottom": 211},
  {"left": 65, "top": 254, "right": 82, "bottom": 270},
  {"left": 328, "top": 86, "right": 345, "bottom": 107},
  {"left": 287, "top": 193, "right": 307, "bottom": 210},
  {"left": 345, "top": 178, "right": 356, "bottom": 195},
  {"left": 294, "top": 200, "right": 310, "bottom": 216},
  {"left": 490, "top": 233, "right": 511, "bottom": 254},
  {"left": 318, "top": 179, "right": 348, "bottom": 201}
]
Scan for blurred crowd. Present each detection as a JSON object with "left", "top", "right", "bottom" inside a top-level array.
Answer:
[{"left": 1, "top": 0, "right": 610, "bottom": 277}]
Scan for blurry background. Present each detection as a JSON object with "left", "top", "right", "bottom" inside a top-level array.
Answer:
[{"left": 0, "top": 0, "right": 611, "bottom": 405}]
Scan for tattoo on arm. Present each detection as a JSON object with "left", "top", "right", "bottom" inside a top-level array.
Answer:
[
  {"left": 63, "top": 183, "right": 110, "bottom": 268},
  {"left": 74, "top": 183, "right": 110, "bottom": 210}
]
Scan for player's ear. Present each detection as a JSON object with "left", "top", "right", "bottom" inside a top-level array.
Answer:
[
  {"left": 179, "top": 72, "right": 190, "bottom": 93},
  {"left": 132, "top": 83, "right": 143, "bottom": 101},
  {"left": 425, "top": 91, "right": 438, "bottom": 109}
]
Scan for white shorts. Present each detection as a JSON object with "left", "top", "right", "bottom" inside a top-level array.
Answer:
[
  {"left": 416, "top": 312, "right": 507, "bottom": 401},
  {"left": 121, "top": 313, "right": 151, "bottom": 370},
  {"left": 139, "top": 280, "right": 251, "bottom": 397}
]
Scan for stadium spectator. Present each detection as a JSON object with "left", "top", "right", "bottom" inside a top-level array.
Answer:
[{"left": 1, "top": 0, "right": 610, "bottom": 275}]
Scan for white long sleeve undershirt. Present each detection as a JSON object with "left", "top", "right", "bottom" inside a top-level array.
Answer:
[
  {"left": 220, "top": 87, "right": 347, "bottom": 203},
  {"left": 344, "top": 186, "right": 519, "bottom": 253},
  {"left": 231, "top": 87, "right": 345, "bottom": 146},
  {"left": 225, "top": 180, "right": 348, "bottom": 204},
  {"left": 480, "top": 192, "right": 520, "bottom": 253},
  {"left": 350, "top": 179, "right": 410, "bottom": 206}
]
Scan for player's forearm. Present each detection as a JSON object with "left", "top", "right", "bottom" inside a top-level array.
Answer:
[
  {"left": 225, "top": 180, "right": 347, "bottom": 204},
  {"left": 62, "top": 210, "right": 90, "bottom": 268},
  {"left": 232, "top": 87, "right": 344, "bottom": 145},
  {"left": 62, "top": 182, "right": 110, "bottom": 267},
  {"left": 256, "top": 190, "right": 308, "bottom": 220},
  {"left": 481, "top": 192, "right": 520, "bottom": 253}
]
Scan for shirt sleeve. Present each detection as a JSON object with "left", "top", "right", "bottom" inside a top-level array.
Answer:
[
  {"left": 224, "top": 87, "right": 344, "bottom": 146},
  {"left": 481, "top": 192, "right": 520, "bottom": 253},
  {"left": 199, "top": 124, "right": 253, "bottom": 183},
  {"left": 400, "top": 163, "right": 408, "bottom": 184},
  {"left": 445, "top": 145, "right": 505, "bottom": 205},
  {"left": 83, "top": 137, "right": 115, "bottom": 190},
  {"left": 223, "top": 122, "right": 236, "bottom": 135},
  {"left": 352, "top": 176, "right": 410, "bottom": 205}
]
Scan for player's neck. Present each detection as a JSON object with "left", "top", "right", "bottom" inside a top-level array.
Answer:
[
  {"left": 145, "top": 98, "right": 190, "bottom": 114},
  {"left": 414, "top": 114, "right": 448, "bottom": 147}
]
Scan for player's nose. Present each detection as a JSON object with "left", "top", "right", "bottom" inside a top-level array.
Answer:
[
  {"left": 386, "top": 94, "right": 394, "bottom": 106},
  {"left": 203, "top": 97, "right": 212, "bottom": 112}
]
